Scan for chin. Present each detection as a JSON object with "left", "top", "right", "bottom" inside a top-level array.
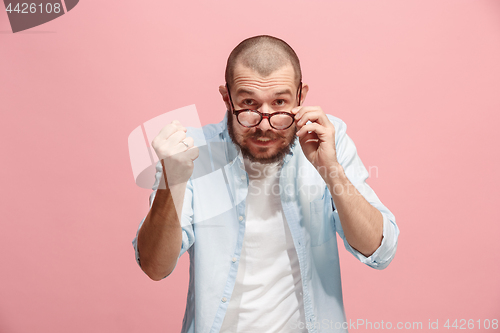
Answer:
[{"left": 240, "top": 142, "right": 294, "bottom": 164}]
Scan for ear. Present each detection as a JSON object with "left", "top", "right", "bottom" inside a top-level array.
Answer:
[
  {"left": 219, "top": 85, "right": 231, "bottom": 111},
  {"left": 299, "top": 83, "right": 309, "bottom": 106}
]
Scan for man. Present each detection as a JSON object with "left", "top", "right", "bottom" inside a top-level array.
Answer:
[{"left": 133, "top": 35, "right": 399, "bottom": 333}]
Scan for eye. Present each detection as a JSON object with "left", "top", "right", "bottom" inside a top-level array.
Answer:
[
  {"left": 242, "top": 99, "right": 255, "bottom": 106},
  {"left": 275, "top": 99, "right": 286, "bottom": 106}
]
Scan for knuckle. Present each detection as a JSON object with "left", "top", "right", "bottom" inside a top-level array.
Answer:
[
  {"left": 163, "top": 124, "right": 174, "bottom": 134},
  {"left": 157, "top": 147, "right": 169, "bottom": 159},
  {"left": 151, "top": 136, "right": 162, "bottom": 148}
]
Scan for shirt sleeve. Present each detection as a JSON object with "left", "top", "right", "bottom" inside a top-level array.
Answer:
[
  {"left": 132, "top": 160, "right": 195, "bottom": 275},
  {"left": 328, "top": 116, "right": 400, "bottom": 270}
]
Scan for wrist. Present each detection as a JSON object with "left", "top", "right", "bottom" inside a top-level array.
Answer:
[
  {"left": 324, "top": 162, "right": 347, "bottom": 187},
  {"left": 321, "top": 161, "right": 343, "bottom": 178}
]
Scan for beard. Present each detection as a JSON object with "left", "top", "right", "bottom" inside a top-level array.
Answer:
[{"left": 227, "top": 111, "right": 297, "bottom": 164}]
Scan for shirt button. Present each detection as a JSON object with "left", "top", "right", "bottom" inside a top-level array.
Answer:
[
  {"left": 221, "top": 297, "right": 227, "bottom": 303},
  {"left": 232, "top": 257, "right": 237, "bottom": 263},
  {"left": 240, "top": 175, "right": 246, "bottom": 180},
  {"left": 238, "top": 216, "right": 244, "bottom": 221}
]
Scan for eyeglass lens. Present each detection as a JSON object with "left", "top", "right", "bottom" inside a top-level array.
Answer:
[{"left": 238, "top": 111, "right": 294, "bottom": 129}]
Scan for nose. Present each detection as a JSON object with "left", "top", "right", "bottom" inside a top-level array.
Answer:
[{"left": 257, "top": 104, "right": 272, "bottom": 131}]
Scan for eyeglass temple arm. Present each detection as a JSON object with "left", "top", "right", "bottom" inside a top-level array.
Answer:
[
  {"left": 226, "top": 83, "right": 235, "bottom": 112},
  {"left": 297, "top": 82, "right": 302, "bottom": 106}
]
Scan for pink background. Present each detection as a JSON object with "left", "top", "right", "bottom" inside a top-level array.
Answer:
[{"left": 1, "top": 0, "right": 499, "bottom": 332}]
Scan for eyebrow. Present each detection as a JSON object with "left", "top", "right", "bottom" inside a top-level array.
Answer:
[
  {"left": 235, "top": 88, "right": 293, "bottom": 97},
  {"left": 274, "top": 89, "right": 293, "bottom": 96}
]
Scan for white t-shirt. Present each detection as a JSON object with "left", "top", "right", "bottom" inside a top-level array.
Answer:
[{"left": 220, "top": 159, "right": 307, "bottom": 333}]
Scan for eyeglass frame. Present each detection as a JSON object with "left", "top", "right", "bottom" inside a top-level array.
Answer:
[{"left": 226, "top": 81, "right": 303, "bottom": 130}]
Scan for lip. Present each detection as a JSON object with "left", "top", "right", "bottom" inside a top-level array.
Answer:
[{"left": 249, "top": 137, "right": 277, "bottom": 147}]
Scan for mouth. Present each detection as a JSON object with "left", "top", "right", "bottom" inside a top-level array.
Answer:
[{"left": 249, "top": 136, "right": 278, "bottom": 146}]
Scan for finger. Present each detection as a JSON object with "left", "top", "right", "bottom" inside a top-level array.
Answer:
[
  {"left": 166, "top": 130, "right": 187, "bottom": 147},
  {"left": 290, "top": 106, "right": 302, "bottom": 115},
  {"left": 154, "top": 130, "right": 187, "bottom": 158},
  {"left": 177, "top": 137, "right": 194, "bottom": 152},
  {"left": 154, "top": 131, "right": 190, "bottom": 160},
  {"left": 182, "top": 136, "right": 195, "bottom": 149},
  {"left": 169, "top": 143, "right": 199, "bottom": 162},
  {"left": 296, "top": 109, "right": 329, "bottom": 127},
  {"left": 171, "top": 120, "right": 187, "bottom": 132},
  {"left": 163, "top": 145, "right": 199, "bottom": 168},
  {"left": 185, "top": 146, "right": 200, "bottom": 161},
  {"left": 177, "top": 126, "right": 187, "bottom": 132},
  {"left": 296, "top": 122, "right": 329, "bottom": 139},
  {"left": 293, "top": 106, "right": 314, "bottom": 119},
  {"left": 155, "top": 123, "right": 178, "bottom": 142},
  {"left": 299, "top": 130, "right": 319, "bottom": 145}
]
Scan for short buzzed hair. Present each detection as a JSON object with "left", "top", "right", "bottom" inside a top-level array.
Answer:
[{"left": 225, "top": 35, "right": 302, "bottom": 87}]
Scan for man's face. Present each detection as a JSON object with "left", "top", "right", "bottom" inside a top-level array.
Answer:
[{"left": 223, "top": 63, "right": 304, "bottom": 164}]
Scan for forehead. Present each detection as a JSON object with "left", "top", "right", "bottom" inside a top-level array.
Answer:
[{"left": 232, "top": 63, "right": 297, "bottom": 95}]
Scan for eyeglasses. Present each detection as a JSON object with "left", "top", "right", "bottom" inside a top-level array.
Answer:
[{"left": 226, "top": 82, "right": 302, "bottom": 130}]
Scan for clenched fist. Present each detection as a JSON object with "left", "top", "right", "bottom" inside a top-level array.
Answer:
[{"left": 151, "top": 120, "right": 199, "bottom": 188}]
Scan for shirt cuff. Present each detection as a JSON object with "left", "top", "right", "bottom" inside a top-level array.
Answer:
[{"left": 345, "top": 213, "right": 399, "bottom": 270}]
